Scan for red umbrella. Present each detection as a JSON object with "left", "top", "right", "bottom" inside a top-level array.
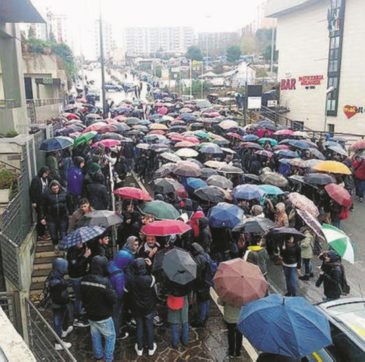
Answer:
[
  {"left": 175, "top": 141, "right": 196, "bottom": 148},
  {"left": 324, "top": 183, "right": 352, "bottom": 207},
  {"left": 226, "top": 132, "right": 242, "bottom": 140},
  {"left": 92, "top": 139, "right": 121, "bottom": 148},
  {"left": 141, "top": 220, "right": 191, "bottom": 236},
  {"left": 273, "top": 144, "right": 290, "bottom": 151},
  {"left": 114, "top": 115, "right": 126, "bottom": 122},
  {"left": 213, "top": 258, "right": 268, "bottom": 307},
  {"left": 274, "top": 129, "right": 294, "bottom": 136},
  {"left": 65, "top": 113, "right": 80, "bottom": 120},
  {"left": 83, "top": 122, "right": 107, "bottom": 133},
  {"left": 113, "top": 187, "right": 152, "bottom": 201},
  {"left": 149, "top": 130, "right": 166, "bottom": 135},
  {"left": 183, "top": 136, "right": 200, "bottom": 144},
  {"left": 350, "top": 139, "right": 365, "bottom": 151}
]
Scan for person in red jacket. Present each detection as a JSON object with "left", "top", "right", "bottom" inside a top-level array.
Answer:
[{"left": 352, "top": 155, "right": 365, "bottom": 202}]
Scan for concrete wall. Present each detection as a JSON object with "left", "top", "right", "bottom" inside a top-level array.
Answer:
[
  {"left": 275, "top": 0, "right": 365, "bottom": 134},
  {"left": 33, "top": 103, "right": 63, "bottom": 122}
]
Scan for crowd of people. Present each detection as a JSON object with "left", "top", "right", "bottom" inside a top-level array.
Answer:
[{"left": 30, "top": 86, "right": 359, "bottom": 361}]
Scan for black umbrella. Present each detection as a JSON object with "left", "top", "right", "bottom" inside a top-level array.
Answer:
[
  {"left": 219, "top": 165, "right": 244, "bottom": 175},
  {"left": 303, "top": 173, "right": 336, "bottom": 186},
  {"left": 233, "top": 217, "right": 275, "bottom": 234},
  {"left": 201, "top": 167, "right": 219, "bottom": 179},
  {"left": 162, "top": 248, "right": 197, "bottom": 285},
  {"left": 243, "top": 174, "right": 261, "bottom": 184},
  {"left": 83, "top": 210, "right": 123, "bottom": 228},
  {"left": 152, "top": 178, "right": 182, "bottom": 194},
  {"left": 194, "top": 186, "right": 225, "bottom": 203},
  {"left": 266, "top": 227, "right": 305, "bottom": 241}
]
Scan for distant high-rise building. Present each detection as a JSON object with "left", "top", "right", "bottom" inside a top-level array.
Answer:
[
  {"left": 197, "top": 32, "right": 240, "bottom": 55},
  {"left": 94, "top": 20, "right": 113, "bottom": 60},
  {"left": 47, "top": 13, "right": 69, "bottom": 44},
  {"left": 125, "top": 27, "right": 194, "bottom": 56},
  {"left": 241, "top": 0, "right": 276, "bottom": 35}
]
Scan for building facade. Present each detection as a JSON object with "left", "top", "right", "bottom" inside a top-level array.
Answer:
[
  {"left": 266, "top": 0, "right": 365, "bottom": 134},
  {"left": 197, "top": 32, "right": 240, "bottom": 56},
  {"left": 125, "top": 27, "right": 194, "bottom": 56}
]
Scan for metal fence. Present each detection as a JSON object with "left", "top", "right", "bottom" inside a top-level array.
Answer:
[
  {"left": 0, "top": 292, "right": 22, "bottom": 334},
  {"left": 25, "top": 299, "right": 77, "bottom": 362}
]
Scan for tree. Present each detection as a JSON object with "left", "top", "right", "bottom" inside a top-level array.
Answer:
[
  {"left": 240, "top": 33, "right": 256, "bottom": 55},
  {"left": 226, "top": 45, "right": 242, "bottom": 63},
  {"left": 186, "top": 46, "right": 203, "bottom": 61}
]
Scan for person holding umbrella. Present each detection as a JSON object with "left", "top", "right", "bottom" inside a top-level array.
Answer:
[{"left": 68, "top": 198, "right": 94, "bottom": 233}]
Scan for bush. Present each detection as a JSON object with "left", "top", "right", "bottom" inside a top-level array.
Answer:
[{"left": 0, "top": 169, "right": 17, "bottom": 189}]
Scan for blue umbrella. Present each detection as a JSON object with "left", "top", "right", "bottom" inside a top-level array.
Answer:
[
  {"left": 60, "top": 226, "right": 105, "bottom": 249},
  {"left": 233, "top": 184, "right": 265, "bottom": 200},
  {"left": 238, "top": 295, "right": 332, "bottom": 358},
  {"left": 274, "top": 150, "right": 299, "bottom": 159},
  {"left": 287, "top": 140, "right": 310, "bottom": 150},
  {"left": 40, "top": 136, "right": 74, "bottom": 151},
  {"left": 184, "top": 177, "right": 207, "bottom": 193},
  {"left": 242, "top": 135, "right": 259, "bottom": 142},
  {"left": 199, "top": 142, "right": 223, "bottom": 155},
  {"left": 208, "top": 202, "right": 245, "bottom": 228}
]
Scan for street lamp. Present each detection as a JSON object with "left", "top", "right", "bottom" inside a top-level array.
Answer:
[{"left": 324, "top": 86, "right": 336, "bottom": 132}]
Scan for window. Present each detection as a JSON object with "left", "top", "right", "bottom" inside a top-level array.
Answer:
[{"left": 328, "top": 123, "right": 335, "bottom": 133}]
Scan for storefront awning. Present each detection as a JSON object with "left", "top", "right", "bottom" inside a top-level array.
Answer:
[{"left": 0, "top": 0, "right": 44, "bottom": 23}]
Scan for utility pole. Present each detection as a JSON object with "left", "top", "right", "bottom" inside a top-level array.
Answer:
[
  {"left": 99, "top": 1, "right": 106, "bottom": 116},
  {"left": 270, "top": 27, "right": 275, "bottom": 75},
  {"left": 189, "top": 59, "right": 192, "bottom": 98}
]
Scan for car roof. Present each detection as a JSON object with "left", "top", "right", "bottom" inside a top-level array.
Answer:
[{"left": 317, "top": 298, "right": 365, "bottom": 350}]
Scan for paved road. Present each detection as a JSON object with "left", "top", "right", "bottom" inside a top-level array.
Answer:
[{"left": 269, "top": 199, "right": 365, "bottom": 303}]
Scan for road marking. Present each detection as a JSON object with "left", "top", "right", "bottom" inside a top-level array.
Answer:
[{"left": 210, "top": 288, "right": 258, "bottom": 361}]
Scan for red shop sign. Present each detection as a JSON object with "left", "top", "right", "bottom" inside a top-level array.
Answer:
[
  {"left": 298, "top": 75, "right": 324, "bottom": 86},
  {"left": 280, "top": 78, "right": 296, "bottom": 91}
]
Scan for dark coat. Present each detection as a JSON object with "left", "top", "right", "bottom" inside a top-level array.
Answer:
[
  {"left": 316, "top": 253, "right": 342, "bottom": 299},
  {"left": 29, "top": 167, "right": 49, "bottom": 204},
  {"left": 41, "top": 186, "right": 68, "bottom": 221},
  {"left": 280, "top": 242, "right": 301, "bottom": 269},
  {"left": 198, "top": 217, "right": 212, "bottom": 252},
  {"left": 191, "top": 243, "right": 213, "bottom": 294},
  {"left": 86, "top": 182, "right": 109, "bottom": 210},
  {"left": 48, "top": 258, "right": 69, "bottom": 308},
  {"left": 80, "top": 256, "right": 117, "bottom": 321},
  {"left": 67, "top": 245, "right": 89, "bottom": 278}
]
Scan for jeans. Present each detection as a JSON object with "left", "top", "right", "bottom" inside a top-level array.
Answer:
[
  {"left": 226, "top": 322, "right": 242, "bottom": 356},
  {"left": 69, "top": 277, "right": 82, "bottom": 318},
  {"left": 135, "top": 312, "right": 155, "bottom": 350},
  {"left": 302, "top": 258, "right": 312, "bottom": 276},
  {"left": 53, "top": 304, "right": 72, "bottom": 338},
  {"left": 170, "top": 323, "right": 189, "bottom": 347},
  {"left": 112, "top": 296, "right": 124, "bottom": 337},
  {"left": 198, "top": 300, "right": 210, "bottom": 323},
  {"left": 283, "top": 266, "right": 298, "bottom": 296},
  {"left": 89, "top": 317, "right": 116, "bottom": 362},
  {"left": 355, "top": 179, "right": 365, "bottom": 198},
  {"left": 47, "top": 219, "right": 68, "bottom": 245}
]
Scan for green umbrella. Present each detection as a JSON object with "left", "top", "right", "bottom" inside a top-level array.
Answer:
[
  {"left": 74, "top": 131, "right": 97, "bottom": 147},
  {"left": 321, "top": 224, "right": 354, "bottom": 263},
  {"left": 193, "top": 130, "right": 210, "bottom": 140},
  {"left": 141, "top": 200, "right": 180, "bottom": 220},
  {"left": 258, "top": 138, "right": 278, "bottom": 146},
  {"left": 258, "top": 184, "right": 284, "bottom": 196}
]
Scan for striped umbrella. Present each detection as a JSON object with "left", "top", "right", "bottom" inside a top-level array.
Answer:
[{"left": 321, "top": 224, "right": 354, "bottom": 263}]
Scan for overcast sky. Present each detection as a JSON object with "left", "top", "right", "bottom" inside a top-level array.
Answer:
[{"left": 32, "top": 0, "right": 264, "bottom": 32}]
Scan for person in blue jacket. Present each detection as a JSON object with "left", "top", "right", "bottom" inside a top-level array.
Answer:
[{"left": 67, "top": 156, "right": 85, "bottom": 213}]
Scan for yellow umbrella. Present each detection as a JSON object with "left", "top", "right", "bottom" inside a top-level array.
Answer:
[
  {"left": 150, "top": 123, "right": 168, "bottom": 130},
  {"left": 313, "top": 161, "right": 351, "bottom": 175}
]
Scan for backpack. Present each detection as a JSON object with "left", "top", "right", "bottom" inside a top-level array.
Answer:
[
  {"left": 204, "top": 254, "right": 217, "bottom": 286},
  {"left": 339, "top": 264, "right": 350, "bottom": 295}
]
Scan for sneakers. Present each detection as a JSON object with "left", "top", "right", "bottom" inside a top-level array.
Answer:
[
  {"left": 148, "top": 343, "right": 157, "bottom": 356},
  {"left": 61, "top": 326, "right": 73, "bottom": 338},
  {"left": 153, "top": 315, "right": 163, "bottom": 327},
  {"left": 73, "top": 319, "right": 89, "bottom": 328},
  {"left": 120, "top": 331, "right": 129, "bottom": 340},
  {"left": 299, "top": 275, "right": 309, "bottom": 281},
  {"left": 55, "top": 341, "right": 72, "bottom": 351},
  {"left": 134, "top": 343, "right": 143, "bottom": 356}
]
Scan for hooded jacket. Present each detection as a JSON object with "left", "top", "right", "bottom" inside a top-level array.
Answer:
[
  {"left": 107, "top": 250, "right": 134, "bottom": 298},
  {"left": 86, "top": 175, "right": 109, "bottom": 210},
  {"left": 29, "top": 167, "right": 49, "bottom": 205},
  {"left": 198, "top": 217, "right": 212, "bottom": 252},
  {"left": 191, "top": 242, "right": 214, "bottom": 293},
  {"left": 316, "top": 251, "right": 343, "bottom": 299},
  {"left": 41, "top": 181, "right": 68, "bottom": 221},
  {"left": 48, "top": 258, "right": 69, "bottom": 307},
  {"left": 188, "top": 210, "right": 205, "bottom": 238},
  {"left": 125, "top": 258, "right": 157, "bottom": 316},
  {"left": 245, "top": 245, "right": 270, "bottom": 276},
  {"left": 67, "top": 157, "right": 84, "bottom": 196},
  {"left": 81, "top": 256, "right": 117, "bottom": 321}
]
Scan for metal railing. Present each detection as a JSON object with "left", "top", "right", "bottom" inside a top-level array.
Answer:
[
  {"left": 0, "top": 99, "right": 20, "bottom": 109},
  {"left": 0, "top": 292, "right": 22, "bottom": 334},
  {"left": 25, "top": 299, "right": 77, "bottom": 362}
]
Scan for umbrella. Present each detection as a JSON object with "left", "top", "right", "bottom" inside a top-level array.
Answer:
[
  {"left": 60, "top": 226, "right": 105, "bottom": 249},
  {"left": 160, "top": 152, "right": 181, "bottom": 163},
  {"left": 213, "top": 259, "right": 268, "bottom": 307},
  {"left": 242, "top": 134, "right": 259, "bottom": 142},
  {"left": 258, "top": 138, "right": 278, "bottom": 146},
  {"left": 173, "top": 161, "right": 201, "bottom": 177},
  {"left": 255, "top": 150, "right": 273, "bottom": 158},
  {"left": 194, "top": 186, "right": 225, "bottom": 203},
  {"left": 238, "top": 295, "right": 332, "bottom": 358},
  {"left": 114, "top": 187, "right": 152, "bottom": 201},
  {"left": 152, "top": 178, "right": 183, "bottom": 194},
  {"left": 207, "top": 175, "right": 233, "bottom": 189},
  {"left": 204, "top": 160, "right": 227, "bottom": 169},
  {"left": 241, "top": 142, "right": 263, "bottom": 150},
  {"left": 92, "top": 139, "right": 121, "bottom": 148},
  {"left": 288, "top": 192, "right": 319, "bottom": 217},
  {"left": 286, "top": 139, "right": 310, "bottom": 150},
  {"left": 208, "top": 202, "right": 244, "bottom": 228},
  {"left": 83, "top": 121, "right": 107, "bottom": 133},
  {"left": 74, "top": 131, "right": 97, "bottom": 147},
  {"left": 174, "top": 141, "right": 196, "bottom": 148},
  {"left": 220, "top": 147, "right": 236, "bottom": 155},
  {"left": 242, "top": 174, "right": 261, "bottom": 184},
  {"left": 233, "top": 184, "right": 265, "bottom": 200},
  {"left": 40, "top": 136, "right": 74, "bottom": 151},
  {"left": 219, "top": 165, "right": 244, "bottom": 175},
  {"left": 175, "top": 148, "right": 199, "bottom": 158},
  {"left": 324, "top": 183, "right": 352, "bottom": 207},
  {"left": 309, "top": 148, "right": 326, "bottom": 160},
  {"left": 219, "top": 120, "right": 238, "bottom": 130},
  {"left": 258, "top": 184, "right": 284, "bottom": 196},
  {"left": 328, "top": 145, "right": 347, "bottom": 157},
  {"left": 286, "top": 158, "right": 307, "bottom": 168},
  {"left": 150, "top": 123, "right": 168, "bottom": 130},
  {"left": 199, "top": 143, "right": 223, "bottom": 155},
  {"left": 186, "top": 158, "right": 203, "bottom": 168},
  {"left": 136, "top": 143, "right": 150, "bottom": 150},
  {"left": 141, "top": 200, "right": 180, "bottom": 219},
  {"left": 233, "top": 217, "right": 275, "bottom": 234},
  {"left": 260, "top": 172, "right": 288, "bottom": 188},
  {"left": 350, "top": 139, "right": 365, "bottom": 151},
  {"left": 274, "top": 150, "right": 299, "bottom": 159},
  {"left": 201, "top": 167, "right": 219, "bottom": 179},
  {"left": 321, "top": 224, "right": 354, "bottom": 263},
  {"left": 162, "top": 248, "right": 197, "bottom": 286},
  {"left": 313, "top": 161, "right": 351, "bottom": 175},
  {"left": 266, "top": 227, "right": 305, "bottom": 241},
  {"left": 84, "top": 210, "right": 123, "bottom": 228},
  {"left": 193, "top": 130, "right": 210, "bottom": 140},
  {"left": 141, "top": 220, "right": 191, "bottom": 236},
  {"left": 153, "top": 163, "right": 175, "bottom": 178},
  {"left": 126, "top": 117, "right": 141, "bottom": 125},
  {"left": 274, "top": 129, "right": 294, "bottom": 136},
  {"left": 297, "top": 209, "right": 325, "bottom": 241},
  {"left": 303, "top": 173, "right": 336, "bottom": 186},
  {"left": 185, "top": 177, "right": 207, "bottom": 192},
  {"left": 101, "top": 133, "right": 124, "bottom": 140}
]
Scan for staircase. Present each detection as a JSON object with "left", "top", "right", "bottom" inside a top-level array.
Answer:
[{"left": 30, "top": 236, "right": 64, "bottom": 304}]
